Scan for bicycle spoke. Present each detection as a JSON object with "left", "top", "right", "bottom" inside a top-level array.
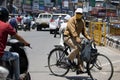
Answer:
[
  {"left": 48, "top": 48, "right": 69, "bottom": 76},
  {"left": 49, "top": 64, "right": 57, "bottom": 67},
  {"left": 89, "top": 54, "right": 114, "bottom": 80},
  {"left": 94, "top": 60, "right": 102, "bottom": 70}
]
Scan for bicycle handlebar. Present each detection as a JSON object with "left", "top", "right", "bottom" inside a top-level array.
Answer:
[{"left": 77, "top": 38, "right": 96, "bottom": 51}]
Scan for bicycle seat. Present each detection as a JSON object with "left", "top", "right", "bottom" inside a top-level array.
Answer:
[{"left": 54, "top": 45, "right": 64, "bottom": 48}]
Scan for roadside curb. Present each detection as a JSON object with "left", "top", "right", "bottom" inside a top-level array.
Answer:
[{"left": 106, "top": 34, "right": 120, "bottom": 51}]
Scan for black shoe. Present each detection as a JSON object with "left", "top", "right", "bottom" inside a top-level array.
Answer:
[
  {"left": 76, "top": 69, "right": 85, "bottom": 75},
  {"left": 71, "top": 61, "right": 77, "bottom": 67},
  {"left": 54, "top": 35, "right": 56, "bottom": 37}
]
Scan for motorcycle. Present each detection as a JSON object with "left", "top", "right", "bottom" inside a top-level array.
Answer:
[
  {"left": 17, "top": 23, "right": 23, "bottom": 30},
  {"left": 0, "top": 39, "right": 31, "bottom": 80},
  {"left": 23, "top": 23, "right": 31, "bottom": 31}
]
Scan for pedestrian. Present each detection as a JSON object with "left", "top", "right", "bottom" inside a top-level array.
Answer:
[
  {"left": 0, "top": 7, "right": 30, "bottom": 80},
  {"left": 63, "top": 8, "right": 91, "bottom": 74},
  {"left": 59, "top": 15, "right": 71, "bottom": 46},
  {"left": 54, "top": 15, "right": 62, "bottom": 37}
]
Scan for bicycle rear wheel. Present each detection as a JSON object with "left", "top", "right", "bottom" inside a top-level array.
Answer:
[
  {"left": 89, "top": 54, "right": 114, "bottom": 80},
  {"left": 48, "top": 48, "right": 69, "bottom": 76}
]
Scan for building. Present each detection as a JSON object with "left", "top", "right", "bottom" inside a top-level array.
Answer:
[{"left": 1, "top": 0, "right": 120, "bottom": 16}]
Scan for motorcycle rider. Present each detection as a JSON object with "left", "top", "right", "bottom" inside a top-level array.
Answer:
[
  {"left": 9, "top": 14, "right": 18, "bottom": 32},
  {"left": 0, "top": 7, "right": 30, "bottom": 80},
  {"left": 22, "top": 14, "right": 31, "bottom": 31}
]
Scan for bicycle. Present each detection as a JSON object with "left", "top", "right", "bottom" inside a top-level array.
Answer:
[{"left": 48, "top": 39, "right": 114, "bottom": 80}]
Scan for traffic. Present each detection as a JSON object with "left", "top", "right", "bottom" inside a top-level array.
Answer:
[{"left": 0, "top": 0, "right": 120, "bottom": 80}]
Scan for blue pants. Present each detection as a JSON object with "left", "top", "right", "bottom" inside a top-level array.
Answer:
[{"left": 1, "top": 51, "right": 20, "bottom": 80}]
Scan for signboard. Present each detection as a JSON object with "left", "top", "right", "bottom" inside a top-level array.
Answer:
[
  {"left": 96, "top": 0, "right": 104, "bottom": 1},
  {"left": 23, "top": 0, "right": 32, "bottom": 12},
  {"left": 39, "top": 6, "right": 45, "bottom": 10},
  {"left": 111, "top": 0, "right": 119, "bottom": 3},
  {"left": 32, "top": 0, "right": 39, "bottom": 11},
  {"left": 63, "top": 1, "right": 69, "bottom": 7},
  {"left": 39, "top": 0, "right": 44, "bottom": 10},
  {"left": 71, "top": 0, "right": 78, "bottom": 3},
  {"left": 24, "top": 0, "right": 31, "bottom": 5}
]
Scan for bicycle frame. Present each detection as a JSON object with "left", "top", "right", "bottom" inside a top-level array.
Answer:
[{"left": 54, "top": 45, "right": 69, "bottom": 65}]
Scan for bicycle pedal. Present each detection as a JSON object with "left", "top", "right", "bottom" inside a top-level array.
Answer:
[{"left": 71, "top": 68, "right": 77, "bottom": 72}]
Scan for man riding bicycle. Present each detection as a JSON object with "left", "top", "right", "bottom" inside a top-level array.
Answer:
[
  {"left": 0, "top": 7, "right": 30, "bottom": 80},
  {"left": 63, "top": 8, "right": 91, "bottom": 74}
]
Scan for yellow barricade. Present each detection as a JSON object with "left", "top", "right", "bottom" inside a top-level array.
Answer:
[{"left": 89, "top": 22, "right": 106, "bottom": 46}]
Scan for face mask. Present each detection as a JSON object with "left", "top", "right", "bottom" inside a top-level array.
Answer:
[{"left": 75, "top": 13, "right": 82, "bottom": 19}]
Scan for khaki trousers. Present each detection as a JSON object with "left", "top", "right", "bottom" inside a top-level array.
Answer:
[{"left": 64, "top": 37, "right": 83, "bottom": 66}]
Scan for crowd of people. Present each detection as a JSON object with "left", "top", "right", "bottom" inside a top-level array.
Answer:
[{"left": 8, "top": 14, "right": 34, "bottom": 32}]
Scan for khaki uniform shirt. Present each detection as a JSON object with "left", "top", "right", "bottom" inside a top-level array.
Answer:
[{"left": 64, "top": 16, "right": 90, "bottom": 39}]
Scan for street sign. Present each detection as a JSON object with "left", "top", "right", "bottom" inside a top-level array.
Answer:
[{"left": 71, "top": 0, "right": 78, "bottom": 3}]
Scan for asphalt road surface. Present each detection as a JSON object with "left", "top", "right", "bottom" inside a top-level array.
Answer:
[{"left": 6, "top": 30, "right": 120, "bottom": 80}]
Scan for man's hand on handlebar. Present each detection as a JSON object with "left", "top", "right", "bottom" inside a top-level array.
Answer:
[
  {"left": 76, "top": 37, "right": 81, "bottom": 43},
  {"left": 24, "top": 42, "right": 29, "bottom": 46},
  {"left": 24, "top": 42, "right": 32, "bottom": 48}
]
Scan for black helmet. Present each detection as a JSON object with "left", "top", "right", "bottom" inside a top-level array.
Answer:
[{"left": 0, "top": 7, "right": 9, "bottom": 22}]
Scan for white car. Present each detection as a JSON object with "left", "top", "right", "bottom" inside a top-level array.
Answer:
[
  {"left": 35, "top": 12, "right": 52, "bottom": 31},
  {"left": 49, "top": 13, "right": 69, "bottom": 34}
]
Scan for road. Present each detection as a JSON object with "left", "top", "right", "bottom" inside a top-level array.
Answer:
[{"left": 6, "top": 30, "right": 120, "bottom": 80}]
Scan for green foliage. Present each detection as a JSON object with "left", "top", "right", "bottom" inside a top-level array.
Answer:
[{"left": 89, "top": 0, "right": 95, "bottom": 7}]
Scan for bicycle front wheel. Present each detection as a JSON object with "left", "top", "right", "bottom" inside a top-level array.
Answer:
[
  {"left": 48, "top": 48, "right": 69, "bottom": 76},
  {"left": 89, "top": 54, "right": 114, "bottom": 80}
]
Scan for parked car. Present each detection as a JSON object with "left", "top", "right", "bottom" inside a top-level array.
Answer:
[
  {"left": 35, "top": 12, "right": 52, "bottom": 31},
  {"left": 49, "top": 13, "right": 69, "bottom": 34}
]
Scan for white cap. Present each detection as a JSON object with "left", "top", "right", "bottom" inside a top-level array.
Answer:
[
  {"left": 75, "top": 8, "right": 83, "bottom": 13},
  {"left": 64, "top": 15, "right": 71, "bottom": 20}
]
